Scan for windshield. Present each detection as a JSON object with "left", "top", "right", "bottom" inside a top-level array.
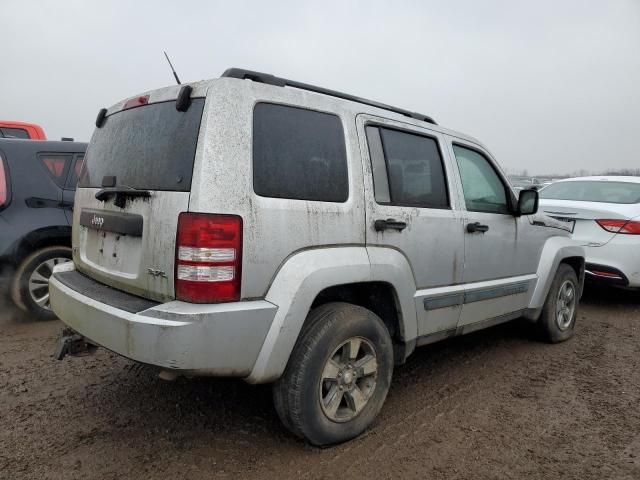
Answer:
[
  {"left": 540, "top": 180, "right": 640, "bottom": 204},
  {"left": 79, "top": 98, "right": 205, "bottom": 191}
]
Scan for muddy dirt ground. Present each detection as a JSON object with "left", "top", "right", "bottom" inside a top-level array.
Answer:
[{"left": 1, "top": 286, "right": 639, "bottom": 480}]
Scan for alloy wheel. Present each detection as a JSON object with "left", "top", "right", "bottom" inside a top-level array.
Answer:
[
  {"left": 319, "top": 337, "right": 378, "bottom": 422},
  {"left": 28, "top": 257, "right": 71, "bottom": 310},
  {"left": 556, "top": 279, "right": 576, "bottom": 331}
]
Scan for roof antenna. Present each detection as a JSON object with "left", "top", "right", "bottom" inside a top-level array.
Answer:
[{"left": 163, "top": 51, "right": 181, "bottom": 85}]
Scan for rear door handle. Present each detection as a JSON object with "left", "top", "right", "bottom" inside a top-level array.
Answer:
[
  {"left": 466, "top": 222, "right": 489, "bottom": 234},
  {"left": 374, "top": 218, "right": 407, "bottom": 232}
]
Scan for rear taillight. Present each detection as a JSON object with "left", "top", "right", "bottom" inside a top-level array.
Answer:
[
  {"left": 0, "top": 157, "right": 7, "bottom": 207},
  {"left": 596, "top": 219, "right": 640, "bottom": 235},
  {"left": 175, "top": 213, "right": 242, "bottom": 303}
]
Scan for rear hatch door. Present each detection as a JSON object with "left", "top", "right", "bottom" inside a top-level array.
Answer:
[{"left": 73, "top": 89, "right": 206, "bottom": 302}]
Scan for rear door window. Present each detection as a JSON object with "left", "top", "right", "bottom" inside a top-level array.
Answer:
[
  {"left": 39, "top": 153, "right": 72, "bottom": 188},
  {"left": 79, "top": 99, "right": 205, "bottom": 191},
  {"left": 253, "top": 103, "right": 349, "bottom": 202},
  {"left": 366, "top": 126, "right": 449, "bottom": 208}
]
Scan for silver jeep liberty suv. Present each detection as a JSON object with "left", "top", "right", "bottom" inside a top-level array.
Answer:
[{"left": 50, "top": 68, "right": 585, "bottom": 445}]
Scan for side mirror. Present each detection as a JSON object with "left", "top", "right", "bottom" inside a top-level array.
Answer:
[{"left": 517, "top": 188, "right": 539, "bottom": 216}]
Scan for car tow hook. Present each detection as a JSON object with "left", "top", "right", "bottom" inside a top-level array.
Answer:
[{"left": 54, "top": 328, "right": 97, "bottom": 360}]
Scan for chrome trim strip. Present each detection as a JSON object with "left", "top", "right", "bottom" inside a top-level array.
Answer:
[{"left": 585, "top": 270, "right": 623, "bottom": 280}]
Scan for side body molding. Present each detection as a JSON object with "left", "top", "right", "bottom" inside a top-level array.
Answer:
[
  {"left": 245, "top": 246, "right": 418, "bottom": 383},
  {"left": 523, "top": 236, "right": 585, "bottom": 320}
]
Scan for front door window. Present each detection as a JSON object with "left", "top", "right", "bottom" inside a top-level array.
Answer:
[{"left": 453, "top": 145, "right": 510, "bottom": 215}]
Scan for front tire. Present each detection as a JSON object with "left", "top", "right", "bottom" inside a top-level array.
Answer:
[
  {"left": 10, "top": 246, "right": 72, "bottom": 320},
  {"left": 273, "top": 302, "right": 394, "bottom": 446},
  {"left": 538, "top": 263, "right": 579, "bottom": 343}
]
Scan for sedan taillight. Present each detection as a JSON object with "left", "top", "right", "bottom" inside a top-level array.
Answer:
[
  {"left": 0, "top": 156, "right": 7, "bottom": 208},
  {"left": 175, "top": 213, "right": 242, "bottom": 303},
  {"left": 596, "top": 219, "right": 640, "bottom": 235}
]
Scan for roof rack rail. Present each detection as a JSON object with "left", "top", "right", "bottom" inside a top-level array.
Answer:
[{"left": 221, "top": 68, "right": 437, "bottom": 125}]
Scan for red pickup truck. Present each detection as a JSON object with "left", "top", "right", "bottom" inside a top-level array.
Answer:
[{"left": 0, "top": 121, "right": 46, "bottom": 140}]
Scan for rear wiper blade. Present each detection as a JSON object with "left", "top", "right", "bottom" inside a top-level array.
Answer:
[
  {"left": 95, "top": 186, "right": 151, "bottom": 202},
  {"left": 95, "top": 187, "right": 151, "bottom": 208}
]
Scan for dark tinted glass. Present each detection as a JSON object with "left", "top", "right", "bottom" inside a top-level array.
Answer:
[
  {"left": 79, "top": 99, "right": 205, "bottom": 191},
  {"left": 253, "top": 103, "right": 348, "bottom": 202},
  {"left": 1, "top": 128, "right": 29, "bottom": 139},
  {"left": 365, "top": 126, "right": 390, "bottom": 203},
  {"left": 65, "top": 154, "right": 85, "bottom": 189},
  {"left": 540, "top": 181, "right": 640, "bottom": 204},
  {"left": 379, "top": 128, "right": 448, "bottom": 208}
]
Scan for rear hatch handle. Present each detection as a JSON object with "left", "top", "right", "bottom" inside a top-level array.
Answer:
[{"left": 95, "top": 187, "right": 151, "bottom": 208}]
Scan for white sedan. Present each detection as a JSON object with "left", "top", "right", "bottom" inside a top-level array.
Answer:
[{"left": 539, "top": 176, "right": 640, "bottom": 288}]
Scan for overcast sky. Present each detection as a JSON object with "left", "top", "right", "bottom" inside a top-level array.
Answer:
[{"left": 2, "top": 0, "right": 639, "bottom": 174}]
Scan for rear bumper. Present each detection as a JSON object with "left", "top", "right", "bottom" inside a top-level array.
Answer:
[
  {"left": 49, "top": 263, "right": 278, "bottom": 377},
  {"left": 584, "top": 236, "right": 640, "bottom": 288}
]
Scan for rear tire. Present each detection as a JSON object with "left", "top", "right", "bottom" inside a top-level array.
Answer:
[
  {"left": 273, "top": 302, "right": 394, "bottom": 446},
  {"left": 10, "top": 246, "right": 72, "bottom": 321},
  {"left": 538, "top": 263, "right": 579, "bottom": 343}
]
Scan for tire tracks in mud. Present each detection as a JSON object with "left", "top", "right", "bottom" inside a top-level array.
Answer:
[
  {"left": 296, "top": 312, "right": 639, "bottom": 479},
  {"left": 571, "top": 315, "right": 640, "bottom": 476},
  {"left": 3, "top": 294, "right": 640, "bottom": 480}
]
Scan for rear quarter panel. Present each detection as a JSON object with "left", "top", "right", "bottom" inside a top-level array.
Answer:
[{"left": 189, "top": 79, "right": 366, "bottom": 299}]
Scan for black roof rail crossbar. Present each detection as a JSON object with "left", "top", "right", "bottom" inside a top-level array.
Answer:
[{"left": 221, "top": 68, "right": 437, "bottom": 125}]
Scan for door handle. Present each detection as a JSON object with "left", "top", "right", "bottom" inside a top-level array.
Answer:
[
  {"left": 374, "top": 218, "right": 407, "bottom": 232},
  {"left": 466, "top": 222, "right": 489, "bottom": 234}
]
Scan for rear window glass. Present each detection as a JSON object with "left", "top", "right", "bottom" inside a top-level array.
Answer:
[
  {"left": 540, "top": 181, "right": 640, "bottom": 204},
  {"left": 79, "top": 99, "right": 205, "bottom": 191},
  {"left": 253, "top": 103, "right": 348, "bottom": 202},
  {"left": 1, "top": 127, "right": 29, "bottom": 139}
]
